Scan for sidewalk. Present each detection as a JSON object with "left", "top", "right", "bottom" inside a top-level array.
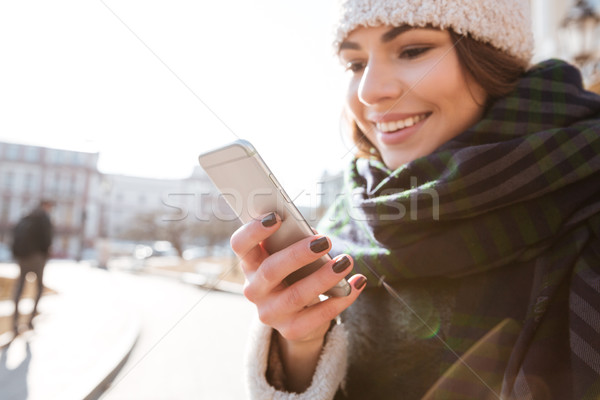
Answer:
[{"left": 0, "top": 261, "right": 140, "bottom": 400}]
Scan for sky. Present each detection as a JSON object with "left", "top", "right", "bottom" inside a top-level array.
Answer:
[{"left": 0, "top": 0, "right": 354, "bottom": 204}]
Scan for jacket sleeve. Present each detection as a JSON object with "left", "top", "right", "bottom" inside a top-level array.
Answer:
[{"left": 245, "top": 319, "right": 349, "bottom": 400}]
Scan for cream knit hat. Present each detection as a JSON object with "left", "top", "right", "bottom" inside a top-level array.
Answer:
[{"left": 334, "top": 0, "right": 534, "bottom": 64}]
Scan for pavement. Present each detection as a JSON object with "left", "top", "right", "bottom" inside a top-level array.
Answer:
[
  {"left": 0, "top": 259, "right": 244, "bottom": 400},
  {"left": 97, "top": 265, "right": 253, "bottom": 399},
  {"left": 0, "top": 261, "right": 141, "bottom": 400}
]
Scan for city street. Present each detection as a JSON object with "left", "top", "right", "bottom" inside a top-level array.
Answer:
[
  {"left": 99, "top": 269, "right": 255, "bottom": 399},
  {"left": 0, "top": 260, "right": 256, "bottom": 400}
]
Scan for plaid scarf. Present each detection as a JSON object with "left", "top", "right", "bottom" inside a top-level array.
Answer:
[{"left": 320, "top": 60, "right": 600, "bottom": 398}]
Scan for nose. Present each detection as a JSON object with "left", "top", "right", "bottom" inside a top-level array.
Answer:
[{"left": 358, "top": 59, "right": 404, "bottom": 106}]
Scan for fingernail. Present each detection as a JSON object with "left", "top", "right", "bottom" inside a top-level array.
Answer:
[
  {"left": 354, "top": 276, "right": 367, "bottom": 290},
  {"left": 332, "top": 256, "right": 351, "bottom": 273},
  {"left": 309, "top": 237, "right": 329, "bottom": 253},
  {"left": 261, "top": 213, "right": 277, "bottom": 227}
]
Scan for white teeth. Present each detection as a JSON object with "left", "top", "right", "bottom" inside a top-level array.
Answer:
[{"left": 376, "top": 114, "right": 427, "bottom": 133}]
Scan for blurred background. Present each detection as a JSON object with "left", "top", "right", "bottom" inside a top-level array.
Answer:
[
  {"left": 0, "top": 0, "right": 599, "bottom": 399},
  {"left": 1, "top": 0, "right": 599, "bottom": 265}
]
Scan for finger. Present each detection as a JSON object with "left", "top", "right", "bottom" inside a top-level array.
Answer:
[
  {"left": 272, "top": 254, "right": 354, "bottom": 314},
  {"left": 251, "top": 235, "right": 332, "bottom": 296},
  {"left": 230, "top": 212, "right": 281, "bottom": 271},
  {"left": 276, "top": 274, "right": 367, "bottom": 341}
]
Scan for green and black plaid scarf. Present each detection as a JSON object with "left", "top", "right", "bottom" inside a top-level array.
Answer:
[{"left": 320, "top": 60, "right": 600, "bottom": 398}]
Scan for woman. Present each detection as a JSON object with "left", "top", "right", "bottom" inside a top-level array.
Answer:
[{"left": 234, "top": 0, "right": 600, "bottom": 398}]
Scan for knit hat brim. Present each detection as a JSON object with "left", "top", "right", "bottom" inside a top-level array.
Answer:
[{"left": 334, "top": 0, "right": 534, "bottom": 64}]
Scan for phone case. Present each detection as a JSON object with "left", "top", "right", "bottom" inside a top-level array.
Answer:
[{"left": 198, "top": 139, "right": 351, "bottom": 297}]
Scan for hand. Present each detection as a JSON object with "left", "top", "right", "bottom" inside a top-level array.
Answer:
[{"left": 231, "top": 212, "right": 366, "bottom": 391}]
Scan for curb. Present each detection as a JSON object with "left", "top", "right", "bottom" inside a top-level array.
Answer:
[{"left": 84, "top": 313, "right": 140, "bottom": 400}]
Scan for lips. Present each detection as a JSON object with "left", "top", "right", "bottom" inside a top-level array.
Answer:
[{"left": 375, "top": 113, "right": 430, "bottom": 133}]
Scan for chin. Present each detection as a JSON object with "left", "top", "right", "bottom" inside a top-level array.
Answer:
[{"left": 382, "top": 154, "right": 411, "bottom": 170}]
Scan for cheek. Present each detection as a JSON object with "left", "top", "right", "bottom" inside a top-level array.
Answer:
[
  {"left": 421, "top": 63, "right": 479, "bottom": 120},
  {"left": 345, "top": 78, "right": 362, "bottom": 115},
  {"left": 345, "top": 86, "right": 374, "bottom": 142},
  {"left": 419, "top": 66, "right": 459, "bottom": 104}
]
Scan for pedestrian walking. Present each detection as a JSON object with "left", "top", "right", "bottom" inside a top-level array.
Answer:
[
  {"left": 11, "top": 200, "right": 54, "bottom": 335},
  {"left": 233, "top": 0, "right": 600, "bottom": 399}
]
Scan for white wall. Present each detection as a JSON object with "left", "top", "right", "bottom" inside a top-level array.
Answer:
[{"left": 532, "top": 0, "right": 600, "bottom": 62}]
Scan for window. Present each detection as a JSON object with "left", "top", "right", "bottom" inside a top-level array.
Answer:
[
  {"left": 3, "top": 171, "right": 14, "bottom": 189},
  {"left": 47, "top": 150, "right": 60, "bottom": 164},
  {"left": 24, "top": 146, "right": 40, "bottom": 163},
  {"left": 5, "top": 144, "right": 19, "bottom": 160},
  {"left": 24, "top": 172, "right": 34, "bottom": 192}
]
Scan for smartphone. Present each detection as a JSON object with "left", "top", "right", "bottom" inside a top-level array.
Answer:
[{"left": 198, "top": 139, "right": 351, "bottom": 297}]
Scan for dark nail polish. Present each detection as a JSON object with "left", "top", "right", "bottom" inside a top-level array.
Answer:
[
  {"left": 309, "top": 237, "right": 329, "bottom": 253},
  {"left": 332, "top": 256, "right": 351, "bottom": 273},
  {"left": 261, "top": 213, "right": 277, "bottom": 227},
  {"left": 354, "top": 276, "right": 367, "bottom": 290}
]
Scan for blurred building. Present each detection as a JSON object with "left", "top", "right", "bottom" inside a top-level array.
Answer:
[
  {"left": 532, "top": 0, "right": 600, "bottom": 91},
  {"left": 0, "top": 141, "right": 101, "bottom": 258},
  {"left": 0, "top": 141, "right": 215, "bottom": 260},
  {"left": 531, "top": 0, "right": 572, "bottom": 62},
  {"left": 98, "top": 167, "right": 215, "bottom": 239}
]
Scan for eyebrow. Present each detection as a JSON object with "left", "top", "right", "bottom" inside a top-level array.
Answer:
[
  {"left": 338, "top": 24, "right": 440, "bottom": 53},
  {"left": 381, "top": 25, "right": 413, "bottom": 42}
]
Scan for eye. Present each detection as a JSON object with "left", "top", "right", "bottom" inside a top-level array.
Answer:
[
  {"left": 399, "top": 46, "right": 431, "bottom": 59},
  {"left": 343, "top": 60, "right": 366, "bottom": 74}
]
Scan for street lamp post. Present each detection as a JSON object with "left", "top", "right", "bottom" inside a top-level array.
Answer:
[{"left": 559, "top": 0, "right": 600, "bottom": 90}]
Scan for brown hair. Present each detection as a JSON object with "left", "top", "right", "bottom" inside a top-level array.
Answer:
[{"left": 350, "top": 30, "right": 528, "bottom": 158}]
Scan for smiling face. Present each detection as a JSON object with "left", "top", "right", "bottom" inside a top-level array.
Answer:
[{"left": 339, "top": 26, "right": 488, "bottom": 170}]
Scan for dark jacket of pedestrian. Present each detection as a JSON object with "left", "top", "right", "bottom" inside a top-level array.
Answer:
[{"left": 11, "top": 204, "right": 53, "bottom": 261}]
